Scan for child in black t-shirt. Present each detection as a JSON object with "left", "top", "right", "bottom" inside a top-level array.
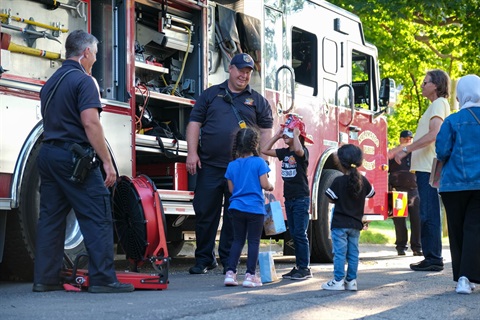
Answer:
[
  {"left": 262, "top": 114, "right": 313, "bottom": 280},
  {"left": 322, "top": 144, "right": 375, "bottom": 291}
]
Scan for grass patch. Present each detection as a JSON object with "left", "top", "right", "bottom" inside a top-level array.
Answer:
[
  {"left": 261, "top": 239, "right": 283, "bottom": 246},
  {"left": 359, "top": 230, "right": 390, "bottom": 244},
  {"left": 360, "top": 219, "right": 396, "bottom": 244},
  {"left": 359, "top": 218, "right": 450, "bottom": 245},
  {"left": 260, "top": 220, "right": 398, "bottom": 245}
]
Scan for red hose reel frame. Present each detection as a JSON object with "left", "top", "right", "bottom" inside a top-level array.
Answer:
[{"left": 63, "top": 175, "right": 170, "bottom": 290}]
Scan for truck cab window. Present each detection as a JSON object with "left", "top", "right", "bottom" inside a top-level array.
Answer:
[
  {"left": 352, "top": 51, "right": 374, "bottom": 111},
  {"left": 292, "top": 27, "right": 317, "bottom": 93}
]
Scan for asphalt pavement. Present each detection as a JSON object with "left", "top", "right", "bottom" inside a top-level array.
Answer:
[{"left": 1, "top": 243, "right": 479, "bottom": 320}]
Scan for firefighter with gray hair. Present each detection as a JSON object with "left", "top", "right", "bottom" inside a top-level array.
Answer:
[{"left": 34, "top": 30, "right": 133, "bottom": 293}]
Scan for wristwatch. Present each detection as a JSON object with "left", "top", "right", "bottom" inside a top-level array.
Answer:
[{"left": 402, "top": 146, "right": 408, "bottom": 153}]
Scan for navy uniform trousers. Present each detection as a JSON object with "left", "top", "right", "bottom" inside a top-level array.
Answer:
[
  {"left": 34, "top": 143, "right": 117, "bottom": 286},
  {"left": 193, "top": 164, "right": 234, "bottom": 268}
]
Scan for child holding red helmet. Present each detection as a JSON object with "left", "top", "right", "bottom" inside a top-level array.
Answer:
[{"left": 261, "top": 114, "right": 313, "bottom": 280}]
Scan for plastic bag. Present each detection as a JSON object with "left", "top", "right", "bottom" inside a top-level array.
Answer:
[
  {"left": 264, "top": 200, "right": 286, "bottom": 236},
  {"left": 258, "top": 251, "right": 278, "bottom": 283}
]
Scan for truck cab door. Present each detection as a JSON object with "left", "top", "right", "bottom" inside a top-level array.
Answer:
[{"left": 337, "top": 42, "right": 388, "bottom": 217}]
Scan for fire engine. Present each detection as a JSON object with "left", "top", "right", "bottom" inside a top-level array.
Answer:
[{"left": 0, "top": 0, "right": 398, "bottom": 281}]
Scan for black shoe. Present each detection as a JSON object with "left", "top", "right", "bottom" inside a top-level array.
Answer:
[
  {"left": 290, "top": 268, "right": 313, "bottom": 280},
  {"left": 207, "top": 261, "right": 218, "bottom": 270},
  {"left": 189, "top": 261, "right": 218, "bottom": 274},
  {"left": 32, "top": 283, "right": 64, "bottom": 292},
  {"left": 88, "top": 282, "right": 134, "bottom": 293},
  {"left": 413, "top": 250, "right": 423, "bottom": 256},
  {"left": 410, "top": 259, "right": 444, "bottom": 272},
  {"left": 397, "top": 249, "right": 406, "bottom": 256},
  {"left": 282, "top": 267, "right": 298, "bottom": 279}
]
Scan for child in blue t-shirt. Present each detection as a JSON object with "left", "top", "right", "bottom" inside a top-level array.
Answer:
[
  {"left": 262, "top": 114, "right": 314, "bottom": 280},
  {"left": 224, "top": 127, "right": 274, "bottom": 288}
]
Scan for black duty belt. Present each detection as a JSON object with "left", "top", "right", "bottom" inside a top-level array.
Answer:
[
  {"left": 285, "top": 196, "right": 309, "bottom": 201},
  {"left": 44, "top": 140, "right": 91, "bottom": 150}
]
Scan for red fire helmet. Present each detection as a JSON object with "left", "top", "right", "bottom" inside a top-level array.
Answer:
[{"left": 281, "top": 113, "right": 314, "bottom": 144}]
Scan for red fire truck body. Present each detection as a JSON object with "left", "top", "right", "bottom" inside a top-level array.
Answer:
[{"left": 0, "top": 0, "right": 398, "bottom": 280}]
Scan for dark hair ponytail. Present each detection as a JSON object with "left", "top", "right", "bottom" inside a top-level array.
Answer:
[
  {"left": 337, "top": 144, "right": 364, "bottom": 198},
  {"left": 232, "top": 127, "right": 260, "bottom": 159}
]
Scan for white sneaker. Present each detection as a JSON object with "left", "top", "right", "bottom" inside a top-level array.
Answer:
[
  {"left": 345, "top": 279, "right": 357, "bottom": 291},
  {"left": 243, "top": 273, "right": 263, "bottom": 288},
  {"left": 321, "top": 279, "right": 345, "bottom": 291},
  {"left": 224, "top": 270, "right": 238, "bottom": 286},
  {"left": 456, "top": 276, "right": 473, "bottom": 294}
]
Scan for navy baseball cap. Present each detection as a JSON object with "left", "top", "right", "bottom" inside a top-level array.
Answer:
[
  {"left": 230, "top": 53, "right": 254, "bottom": 69},
  {"left": 400, "top": 130, "right": 413, "bottom": 138}
]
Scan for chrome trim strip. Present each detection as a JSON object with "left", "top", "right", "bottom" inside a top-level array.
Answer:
[
  {"left": 0, "top": 80, "right": 130, "bottom": 110},
  {"left": 363, "top": 214, "right": 384, "bottom": 221},
  {"left": 310, "top": 147, "right": 337, "bottom": 220},
  {"left": 10, "top": 121, "right": 44, "bottom": 208},
  {"left": 0, "top": 78, "right": 42, "bottom": 92},
  {"left": 0, "top": 199, "right": 13, "bottom": 210},
  {"left": 100, "top": 98, "right": 130, "bottom": 109}
]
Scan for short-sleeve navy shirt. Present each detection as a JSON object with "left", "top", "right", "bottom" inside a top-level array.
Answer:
[
  {"left": 189, "top": 80, "right": 273, "bottom": 168},
  {"left": 40, "top": 60, "right": 102, "bottom": 144}
]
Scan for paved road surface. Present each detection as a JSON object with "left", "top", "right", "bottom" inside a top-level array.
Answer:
[{"left": 1, "top": 244, "right": 478, "bottom": 320}]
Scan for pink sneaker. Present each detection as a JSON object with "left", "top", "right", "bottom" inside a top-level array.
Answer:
[
  {"left": 243, "top": 273, "right": 263, "bottom": 288},
  {"left": 224, "top": 270, "right": 238, "bottom": 286}
]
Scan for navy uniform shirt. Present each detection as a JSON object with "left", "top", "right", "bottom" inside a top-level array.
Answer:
[
  {"left": 189, "top": 80, "right": 273, "bottom": 168},
  {"left": 40, "top": 60, "right": 102, "bottom": 144}
]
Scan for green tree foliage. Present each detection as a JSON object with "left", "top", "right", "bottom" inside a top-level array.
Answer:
[{"left": 329, "top": 0, "right": 480, "bottom": 147}]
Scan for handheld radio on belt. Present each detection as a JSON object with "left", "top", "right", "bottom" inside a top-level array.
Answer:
[{"left": 69, "top": 144, "right": 97, "bottom": 184}]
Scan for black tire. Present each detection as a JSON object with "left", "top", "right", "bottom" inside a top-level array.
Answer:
[
  {"left": 167, "top": 240, "right": 184, "bottom": 257},
  {"left": 310, "top": 169, "right": 342, "bottom": 263},
  {"left": 165, "top": 215, "right": 185, "bottom": 257},
  {"left": 1, "top": 140, "right": 86, "bottom": 281}
]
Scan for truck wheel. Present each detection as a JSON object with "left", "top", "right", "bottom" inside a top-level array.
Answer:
[
  {"left": 167, "top": 240, "right": 184, "bottom": 257},
  {"left": 165, "top": 215, "right": 185, "bottom": 257},
  {"left": 310, "top": 169, "right": 342, "bottom": 263},
  {"left": 1, "top": 140, "right": 86, "bottom": 281}
]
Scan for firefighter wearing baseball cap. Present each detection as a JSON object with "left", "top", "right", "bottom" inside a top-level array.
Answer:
[
  {"left": 186, "top": 52, "right": 273, "bottom": 275},
  {"left": 388, "top": 130, "right": 422, "bottom": 256}
]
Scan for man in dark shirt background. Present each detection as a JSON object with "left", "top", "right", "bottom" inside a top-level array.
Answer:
[{"left": 388, "top": 130, "right": 422, "bottom": 256}]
